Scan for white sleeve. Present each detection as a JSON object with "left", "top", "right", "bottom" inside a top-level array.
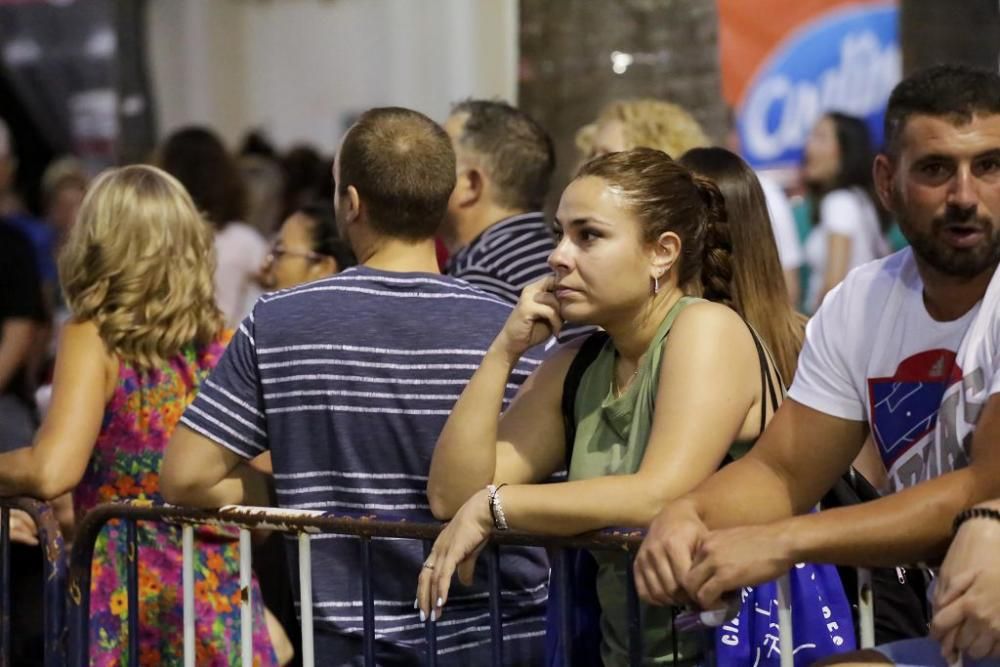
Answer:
[
  {"left": 990, "top": 363, "right": 1000, "bottom": 398},
  {"left": 989, "top": 311, "right": 1000, "bottom": 397},
  {"left": 787, "top": 278, "right": 866, "bottom": 421},
  {"left": 819, "top": 190, "right": 866, "bottom": 238},
  {"left": 759, "top": 176, "right": 803, "bottom": 270}
]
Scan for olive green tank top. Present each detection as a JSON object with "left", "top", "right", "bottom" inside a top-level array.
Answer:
[{"left": 567, "top": 296, "right": 703, "bottom": 666}]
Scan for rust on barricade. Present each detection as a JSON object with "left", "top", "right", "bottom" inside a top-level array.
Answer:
[
  {"left": 0, "top": 496, "right": 68, "bottom": 667},
  {"left": 70, "top": 501, "right": 645, "bottom": 553}
]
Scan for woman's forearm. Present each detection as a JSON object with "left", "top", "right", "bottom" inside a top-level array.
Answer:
[
  {"left": 0, "top": 447, "right": 46, "bottom": 498},
  {"left": 499, "top": 473, "right": 696, "bottom": 536},
  {"left": 427, "top": 343, "right": 519, "bottom": 518}
]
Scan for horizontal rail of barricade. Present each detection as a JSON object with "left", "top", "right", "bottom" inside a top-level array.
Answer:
[
  {"left": 0, "top": 496, "right": 68, "bottom": 667},
  {"left": 1, "top": 499, "right": 877, "bottom": 667}
]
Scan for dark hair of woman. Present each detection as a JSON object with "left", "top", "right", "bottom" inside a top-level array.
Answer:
[
  {"left": 297, "top": 200, "right": 356, "bottom": 271},
  {"left": 159, "top": 126, "right": 247, "bottom": 230},
  {"left": 680, "top": 147, "right": 806, "bottom": 383},
  {"left": 806, "top": 112, "right": 889, "bottom": 231}
]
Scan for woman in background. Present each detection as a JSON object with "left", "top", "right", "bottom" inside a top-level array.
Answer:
[
  {"left": 802, "top": 112, "right": 890, "bottom": 312},
  {"left": 679, "top": 146, "right": 806, "bottom": 386},
  {"left": 0, "top": 165, "right": 284, "bottom": 665},
  {"left": 161, "top": 126, "right": 269, "bottom": 327},
  {"left": 577, "top": 98, "right": 710, "bottom": 161},
  {"left": 261, "top": 201, "right": 356, "bottom": 290}
]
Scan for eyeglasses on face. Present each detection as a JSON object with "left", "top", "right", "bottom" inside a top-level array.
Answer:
[{"left": 266, "top": 246, "right": 324, "bottom": 263}]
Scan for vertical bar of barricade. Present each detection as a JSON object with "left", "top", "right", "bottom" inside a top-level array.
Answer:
[
  {"left": 422, "top": 541, "right": 437, "bottom": 667},
  {"left": 360, "top": 537, "right": 376, "bottom": 667},
  {"left": 126, "top": 519, "right": 140, "bottom": 667},
  {"left": 776, "top": 574, "right": 793, "bottom": 667},
  {"left": 486, "top": 544, "right": 504, "bottom": 667},
  {"left": 67, "top": 516, "right": 100, "bottom": 667},
  {"left": 557, "top": 550, "right": 574, "bottom": 667},
  {"left": 625, "top": 552, "right": 643, "bottom": 667},
  {"left": 298, "top": 533, "right": 314, "bottom": 667},
  {"left": 856, "top": 568, "right": 874, "bottom": 648},
  {"left": 0, "top": 499, "right": 67, "bottom": 667},
  {"left": 703, "top": 628, "right": 717, "bottom": 667},
  {"left": 182, "top": 525, "right": 195, "bottom": 667},
  {"left": 43, "top": 545, "right": 67, "bottom": 667},
  {"left": 1, "top": 506, "right": 10, "bottom": 667},
  {"left": 240, "top": 528, "right": 253, "bottom": 666}
]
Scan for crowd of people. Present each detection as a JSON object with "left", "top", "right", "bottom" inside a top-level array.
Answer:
[{"left": 0, "top": 62, "right": 998, "bottom": 666}]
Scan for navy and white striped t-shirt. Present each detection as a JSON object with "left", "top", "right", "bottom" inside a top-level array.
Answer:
[{"left": 181, "top": 267, "right": 549, "bottom": 665}]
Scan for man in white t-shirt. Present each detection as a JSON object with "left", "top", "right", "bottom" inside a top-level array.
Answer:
[{"left": 634, "top": 63, "right": 1000, "bottom": 665}]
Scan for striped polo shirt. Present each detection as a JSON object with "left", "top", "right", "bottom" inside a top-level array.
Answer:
[
  {"left": 447, "top": 212, "right": 555, "bottom": 305},
  {"left": 181, "top": 266, "right": 548, "bottom": 665}
]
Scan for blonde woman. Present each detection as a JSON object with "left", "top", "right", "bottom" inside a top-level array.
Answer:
[
  {"left": 576, "top": 98, "right": 710, "bottom": 160},
  {"left": 0, "top": 165, "right": 282, "bottom": 666}
]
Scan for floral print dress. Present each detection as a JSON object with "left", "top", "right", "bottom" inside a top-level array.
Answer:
[{"left": 73, "top": 333, "right": 277, "bottom": 666}]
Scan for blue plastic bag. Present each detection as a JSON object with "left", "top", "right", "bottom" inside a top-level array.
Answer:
[{"left": 714, "top": 562, "right": 856, "bottom": 666}]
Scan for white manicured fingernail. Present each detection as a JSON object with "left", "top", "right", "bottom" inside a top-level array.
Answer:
[
  {"left": 419, "top": 610, "right": 426, "bottom": 623},
  {"left": 430, "top": 610, "right": 437, "bottom": 622},
  {"left": 413, "top": 598, "right": 419, "bottom": 609},
  {"left": 436, "top": 597, "right": 443, "bottom": 607}
]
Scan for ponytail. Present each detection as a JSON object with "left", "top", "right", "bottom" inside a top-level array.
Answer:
[{"left": 692, "top": 175, "right": 735, "bottom": 310}]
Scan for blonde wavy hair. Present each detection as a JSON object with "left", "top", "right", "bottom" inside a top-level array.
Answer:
[
  {"left": 59, "top": 165, "right": 223, "bottom": 368},
  {"left": 576, "top": 98, "right": 710, "bottom": 159}
]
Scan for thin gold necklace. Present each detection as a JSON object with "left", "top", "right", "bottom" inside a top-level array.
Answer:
[{"left": 611, "top": 359, "right": 641, "bottom": 399}]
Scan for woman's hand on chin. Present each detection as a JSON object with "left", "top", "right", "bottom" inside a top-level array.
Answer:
[{"left": 492, "top": 277, "right": 562, "bottom": 360}]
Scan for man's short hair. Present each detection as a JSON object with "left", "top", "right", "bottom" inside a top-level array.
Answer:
[
  {"left": 338, "top": 107, "right": 456, "bottom": 241},
  {"left": 884, "top": 64, "right": 1000, "bottom": 157},
  {"left": 451, "top": 99, "right": 555, "bottom": 211}
]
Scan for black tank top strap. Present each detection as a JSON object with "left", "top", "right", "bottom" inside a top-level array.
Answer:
[{"left": 744, "top": 320, "right": 780, "bottom": 437}]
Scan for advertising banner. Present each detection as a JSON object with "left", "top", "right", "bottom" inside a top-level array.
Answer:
[{"left": 720, "top": 0, "right": 900, "bottom": 171}]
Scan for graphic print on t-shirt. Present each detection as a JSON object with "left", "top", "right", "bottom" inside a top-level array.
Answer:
[{"left": 868, "top": 349, "right": 962, "bottom": 470}]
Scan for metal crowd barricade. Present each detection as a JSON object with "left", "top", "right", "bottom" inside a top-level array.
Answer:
[
  {"left": 0, "top": 496, "right": 68, "bottom": 667},
  {"left": 54, "top": 501, "right": 877, "bottom": 667},
  {"left": 65, "top": 502, "right": 647, "bottom": 667}
]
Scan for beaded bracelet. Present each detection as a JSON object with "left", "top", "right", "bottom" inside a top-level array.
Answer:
[
  {"left": 486, "top": 483, "right": 509, "bottom": 531},
  {"left": 952, "top": 506, "right": 1000, "bottom": 535}
]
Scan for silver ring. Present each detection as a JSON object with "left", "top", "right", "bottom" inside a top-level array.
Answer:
[{"left": 422, "top": 562, "right": 435, "bottom": 570}]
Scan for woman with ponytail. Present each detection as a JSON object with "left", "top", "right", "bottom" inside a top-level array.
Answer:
[{"left": 416, "top": 148, "right": 783, "bottom": 666}]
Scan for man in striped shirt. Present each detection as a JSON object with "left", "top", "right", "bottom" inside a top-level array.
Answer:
[
  {"left": 163, "top": 107, "right": 548, "bottom": 665},
  {"left": 442, "top": 100, "right": 557, "bottom": 305}
]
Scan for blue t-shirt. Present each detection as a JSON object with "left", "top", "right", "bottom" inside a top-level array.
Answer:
[
  {"left": 181, "top": 267, "right": 548, "bottom": 665},
  {"left": 5, "top": 214, "right": 57, "bottom": 286}
]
